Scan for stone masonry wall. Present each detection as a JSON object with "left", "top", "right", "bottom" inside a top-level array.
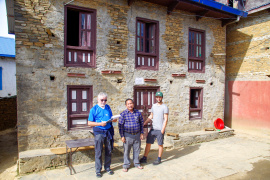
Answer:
[
  {"left": 15, "top": 0, "right": 226, "bottom": 151},
  {"left": 226, "top": 10, "right": 270, "bottom": 81}
]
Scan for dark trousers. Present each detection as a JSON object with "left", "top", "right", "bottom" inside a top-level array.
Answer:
[
  {"left": 123, "top": 132, "right": 141, "bottom": 168},
  {"left": 94, "top": 133, "right": 112, "bottom": 173}
]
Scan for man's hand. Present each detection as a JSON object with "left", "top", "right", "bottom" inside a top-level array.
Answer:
[
  {"left": 121, "top": 137, "right": 126, "bottom": 143},
  {"left": 161, "top": 129, "right": 165, "bottom": 134},
  {"left": 140, "top": 134, "right": 144, "bottom": 140},
  {"left": 100, "top": 122, "right": 107, "bottom": 127},
  {"left": 112, "top": 119, "right": 117, "bottom": 122}
]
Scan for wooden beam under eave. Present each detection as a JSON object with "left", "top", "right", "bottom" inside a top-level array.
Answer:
[
  {"left": 167, "top": 1, "right": 180, "bottom": 15},
  {"left": 128, "top": 0, "right": 135, "bottom": 6},
  {"left": 195, "top": 10, "right": 209, "bottom": 21}
]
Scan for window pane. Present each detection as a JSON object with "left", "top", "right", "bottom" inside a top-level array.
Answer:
[
  {"left": 196, "top": 33, "right": 198, "bottom": 45},
  {"left": 148, "top": 92, "right": 150, "bottom": 105},
  {"left": 72, "top": 103, "right": 77, "bottom": 111},
  {"left": 72, "top": 119, "right": 87, "bottom": 125},
  {"left": 152, "top": 92, "right": 154, "bottom": 104},
  {"left": 138, "top": 57, "right": 140, "bottom": 65},
  {"left": 152, "top": 58, "right": 154, "bottom": 66},
  {"left": 88, "top": 53, "right": 91, "bottom": 63},
  {"left": 141, "top": 92, "right": 143, "bottom": 105},
  {"left": 81, "top": 31, "right": 85, "bottom": 46},
  {"left": 74, "top": 52, "right": 77, "bottom": 62},
  {"left": 142, "top": 57, "right": 144, "bottom": 65},
  {"left": 189, "top": 31, "right": 191, "bottom": 43},
  {"left": 137, "top": 38, "right": 140, "bottom": 51},
  {"left": 82, "top": 53, "right": 85, "bottom": 62},
  {"left": 81, "top": 14, "right": 85, "bottom": 29},
  {"left": 72, "top": 90, "right": 76, "bottom": 99},
  {"left": 137, "top": 92, "right": 139, "bottom": 106},
  {"left": 137, "top": 22, "right": 140, "bottom": 36},
  {"left": 195, "top": 100, "right": 198, "bottom": 107},
  {"left": 151, "top": 25, "right": 154, "bottom": 38},
  {"left": 199, "top": 47, "right": 201, "bottom": 57},
  {"left": 82, "top": 90, "right": 87, "bottom": 99},
  {"left": 141, "top": 38, "right": 144, "bottom": 51},
  {"left": 82, "top": 102, "right": 87, "bottom": 111},
  {"left": 87, "top": 14, "right": 91, "bottom": 29},
  {"left": 190, "top": 111, "right": 199, "bottom": 117},
  {"left": 87, "top": 32, "right": 91, "bottom": 47},
  {"left": 148, "top": 58, "right": 150, "bottom": 66},
  {"left": 196, "top": 46, "right": 198, "bottom": 57},
  {"left": 199, "top": 34, "right": 201, "bottom": 45},
  {"left": 69, "top": 52, "right": 72, "bottom": 62},
  {"left": 141, "top": 23, "right": 144, "bottom": 36}
]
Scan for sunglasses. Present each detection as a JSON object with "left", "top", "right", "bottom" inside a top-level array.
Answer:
[{"left": 101, "top": 99, "right": 107, "bottom": 102}]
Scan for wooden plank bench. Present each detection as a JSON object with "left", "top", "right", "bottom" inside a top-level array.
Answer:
[{"left": 65, "top": 132, "right": 95, "bottom": 175}]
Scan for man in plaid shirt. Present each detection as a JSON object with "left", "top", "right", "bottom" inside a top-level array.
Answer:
[{"left": 118, "top": 98, "right": 144, "bottom": 172}]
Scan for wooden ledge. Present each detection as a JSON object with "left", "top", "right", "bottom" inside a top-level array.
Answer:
[
  {"left": 101, "top": 70, "right": 122, "bottom": 74},
  {"left": 67, "top": 73, "right": 86, "bottom": 78},
  {"left": 144, "top": 79, "right": 157, "bottom": 82},
  {"left": 196, "top": 80, "right": 205, "bottom": 83},
  {"left": 172, "top": 74, "right": 186, "bottom": 77}
]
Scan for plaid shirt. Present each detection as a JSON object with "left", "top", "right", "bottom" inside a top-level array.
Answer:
[{"left": 118, "top": 108, "right": 144, "bottom": 137}]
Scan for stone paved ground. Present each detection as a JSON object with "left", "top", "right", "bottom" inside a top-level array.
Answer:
[{"left": 15, "top": 132, "right": 270, "bottom": 180}]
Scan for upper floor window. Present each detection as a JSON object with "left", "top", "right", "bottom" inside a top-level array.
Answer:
[
  {"left": 136, "top": 17, "right": 159, "bottom": 70},
  {"left": 64, "top": 5, "right": 96, "bottom": 68},
  {"left": 67, "top": 85, "right": 93, "bottom": 130},
  {"left": 188, "top": 28, "right": 205, "bottom": 73}
]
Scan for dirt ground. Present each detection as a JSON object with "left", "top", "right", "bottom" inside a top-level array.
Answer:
[{"left": 0, "top": 128, "right": 18, "bottom": 180}]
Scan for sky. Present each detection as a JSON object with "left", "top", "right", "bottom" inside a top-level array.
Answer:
[{"left": 0, "top": 0, "right": 15, "bottom": 38}]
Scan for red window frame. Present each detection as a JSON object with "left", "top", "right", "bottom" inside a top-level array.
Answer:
[
  {"left": 67, "top": 85, "right": 93, "bottom": 130},
  {"left": 64, "top": 5, "right": 96, "bottom": 68},
  {"left": 135, "top": 17, "right": 159, "bottom": 70},
  {"left": 188, "top": 28, "right": 205, "bottom": 73},
  {"left": 189, "top": 87, "right": 203, "bottom": 120}
]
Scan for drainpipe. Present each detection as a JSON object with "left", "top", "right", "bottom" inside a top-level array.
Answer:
[
  {"left": 223, "top": 16, "right": 240, "bottom": 128},
  {"left": 227, "top": 15, "right": 241, "bottom": 26}
]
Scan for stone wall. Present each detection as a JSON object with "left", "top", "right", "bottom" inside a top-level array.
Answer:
[
  {"left": 15, "top": 0, "right": 226, "bottom": 151},
  {"left": 0, "top": 96, "right": 17, "bottom": 131}
]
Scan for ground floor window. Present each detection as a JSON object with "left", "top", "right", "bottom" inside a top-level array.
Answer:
[
  {"left": 190, "top": 87, "right": 203, "bottom": 120},
  {"left": 67, "top": 85, "right": 93, "bottom": 130}
]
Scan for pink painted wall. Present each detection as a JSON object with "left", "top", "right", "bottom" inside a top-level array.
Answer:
[{"left": 227, "top": 81, "right": 270, "bottom": 131}]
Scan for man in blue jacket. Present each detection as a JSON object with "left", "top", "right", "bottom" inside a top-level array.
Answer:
[{"left": 88, "top": 92, "right": 116, "bottom": 178}]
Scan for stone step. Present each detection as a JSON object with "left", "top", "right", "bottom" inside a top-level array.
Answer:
[{"left": 18, "top": 128, "right": 234, "bottom": 175}]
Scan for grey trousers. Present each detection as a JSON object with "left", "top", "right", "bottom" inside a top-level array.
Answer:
[
  {"left": 94, "top": 133, "right": 112, "bottom": 173},
  {"left": 123, "top": 132, "right": 141, "bottom": 168}
]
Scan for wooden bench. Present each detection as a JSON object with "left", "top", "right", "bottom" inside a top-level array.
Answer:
[{"left": 65, "top": 133, "right": 95, "bottom": 175}]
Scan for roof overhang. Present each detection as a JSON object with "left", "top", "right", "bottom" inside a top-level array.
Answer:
[
  {"left": 130, "top": 0, "right": 248, "bottom": 26},
  {"left": 5, "top": 0, "right": 15, "bottom": 35}
]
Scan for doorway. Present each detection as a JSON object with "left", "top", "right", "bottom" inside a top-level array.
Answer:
[{"left": 134, "top": 86, "right": 159, "bottom": 137}]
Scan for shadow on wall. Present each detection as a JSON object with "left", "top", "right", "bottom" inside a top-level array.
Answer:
[{"left": 225, "top": 30, "right": 252, "bottom": 128}]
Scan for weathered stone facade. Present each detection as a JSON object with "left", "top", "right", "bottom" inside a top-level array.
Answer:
[{"left": 15, "top": 0, "right": 227, "bottom": 152}]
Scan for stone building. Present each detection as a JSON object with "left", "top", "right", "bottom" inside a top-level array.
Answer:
[
  {"left": 7, "top": 0, "right": 247, "bottom": 173},
  {"left": 224, "top": 0, "right": 270, "bottom": 136}
]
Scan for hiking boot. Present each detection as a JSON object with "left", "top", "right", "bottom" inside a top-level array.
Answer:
[
  {"left": 96, "top": 172, "right": 102, "bottom": 178},
  {"left": 139, "top": 156, "right": 147, "bottom": 163},
  {"left": 153, "top": 158, "right": 161, "bottom": 165},
  {"left": 107, "top": 170, "right": 114, "bottom": 175}
]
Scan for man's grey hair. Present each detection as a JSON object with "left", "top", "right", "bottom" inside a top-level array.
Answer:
[{"left": 98, "top": 92, "right": 108, "bottom": 99}]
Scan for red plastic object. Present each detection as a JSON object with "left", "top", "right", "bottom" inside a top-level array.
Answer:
[{"left": 214, "top": 118, "right": 224, "bottom": 130}]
